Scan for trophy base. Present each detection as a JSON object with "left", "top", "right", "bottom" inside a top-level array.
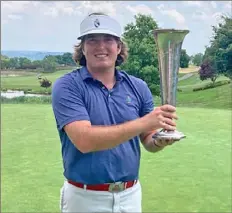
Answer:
[{"left": 152, "top": 129, "right": 186, "bottom": 141}]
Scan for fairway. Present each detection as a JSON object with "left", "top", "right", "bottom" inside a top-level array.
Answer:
[
  {"left": 2, "top": 104, "right": 231, "bottom": 212},
  {"left": 1, "top": 69, "right": 72, "bottom": 93}
]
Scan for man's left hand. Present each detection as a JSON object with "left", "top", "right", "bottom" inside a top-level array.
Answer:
[{"left": 153, "top": 137, "right": 179, "bottom": 148}]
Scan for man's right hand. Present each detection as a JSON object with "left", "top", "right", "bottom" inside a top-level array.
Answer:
[
  {"left": 64, "top": 104, "right": 178, "bottom": 153},
  {"left": 143, "top": 104, "right": 178, "bottom": 132}
]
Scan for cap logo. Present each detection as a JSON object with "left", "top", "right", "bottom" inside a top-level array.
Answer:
[{"left": 94, "top": 19, "right": 100, "bottom": 28}]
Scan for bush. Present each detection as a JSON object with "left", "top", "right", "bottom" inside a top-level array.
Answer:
[
  {"left": 149, "top": 84, "right": 160, "bottom": 96},
  {"left": 38, "top": 77, "right": 52, "bottom": 89},
  {"left": 193, "top": 80, "right": 231, "bottom": 91},
  {"left": 1, "top": 96, "right": 52, "bottom": 104}
]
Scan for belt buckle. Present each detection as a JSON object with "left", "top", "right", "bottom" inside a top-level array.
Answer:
[{"left": 108, "top": 182, "right": 124, "bottom": 192}]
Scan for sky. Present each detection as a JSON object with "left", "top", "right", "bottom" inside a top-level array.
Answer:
[{"left": 1, "top": 1, "right": 232, "bottom": 56}]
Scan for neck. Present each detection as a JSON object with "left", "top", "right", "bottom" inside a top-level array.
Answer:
[{"left": 87, "top": 65, "right": 116, "bottom": 89}]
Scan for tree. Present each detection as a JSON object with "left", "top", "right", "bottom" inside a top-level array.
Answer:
[
  {"left": 32, "top": 60, "right": 43, "bottom": 69},
  {"left": 19, "top": 57, "right": 32, "bottom": 69},
  {"left": 42, "top": 56, "right": 57, "bottom": 72},
  {"left": 1, "top": 55, "right": 10, "bottom": 69},
  {"left": 203, "top": 15, "right": 232, "bottom": 79},
  {"left": 120, "top": 14, "right": 160, "bottom": 95},
  {"left": 180, "top": 49, "right": 190, "bottom": 68},
  {"left": 9, "top": 57, "right": 20, "bottom": 69},
  {"left": 198, "top": 59, "right": 218, "bottom": 84},
  {"left": 62, "top": 52, "right": 76, "bottom": 66},
  {"left": 192, "top": 53, "right": 203, "bottom": 66}
]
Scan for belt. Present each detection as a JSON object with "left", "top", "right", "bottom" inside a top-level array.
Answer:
[{"left": 68, "top": 180, "right": 138, "bottom": 192}]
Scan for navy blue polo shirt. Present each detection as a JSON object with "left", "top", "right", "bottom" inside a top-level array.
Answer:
[{"left": 52, "top": 66, "right": 154, "bottom": 184}]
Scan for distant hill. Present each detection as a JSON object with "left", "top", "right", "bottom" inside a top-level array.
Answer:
[{"left": 1, "top": 50, "right": 67, "bottom": 61}]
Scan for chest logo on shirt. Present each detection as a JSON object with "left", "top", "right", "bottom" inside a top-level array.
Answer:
[{"left": 126, "top": 95, "right": 132, "bottom": 104}]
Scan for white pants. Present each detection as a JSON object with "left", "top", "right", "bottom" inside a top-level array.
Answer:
[{"left": 60, "top": 180, "right": 142, "bottom": 213}]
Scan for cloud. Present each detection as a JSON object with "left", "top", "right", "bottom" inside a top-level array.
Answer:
[
  {"left": 43, "top": 7, "right": 59, "bottom": 18},
  {"left": 43, "top": 2, "right": 81, "bottom": 17},
  {"left": 77, "top": 1, "right": 117, "bottom": 16},
  {"left": 210, "top": 1, "right": 217, "bottom": 9},
  {"left": 224, "top": 1, "right": 231, "bottom": 10},
  {"left": 163, "top": 9, "right": 185, "bottom": 24},
  {"left": 184, "top": 1, "right": 203, "bottom": 7},
  {"left": 2, "top": 1, "right": 42, "bottom": 22},
  {"left": 211, "top": 12, "right": 224, "bottom": 24},
  {"left": 8, "top": 14, "right": 22, "bottom": 20},
  {"left": 192, "top": 10, "right": 224, "bottom": 29},
  {"left": 157, "top": 5, "right": 186, "bottom": 25},
  {"left": 157, "top": 4, "right": 164, "bottom": 11},
  {"left": 192, "top": 11, "right": 208, "bottom": 22},
  {"left": 2, "top": 1, "right": 31, "bottom": 14},
  {"left": 2, "top": 20, "right": 8, "bottom": 25},
  {"left": 126, "top": 4, "right": 153, "bottom": 15}
]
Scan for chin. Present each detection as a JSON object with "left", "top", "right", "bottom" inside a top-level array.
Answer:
[{"left": 93, "top": 63, "right": 113, "bottom": 70}]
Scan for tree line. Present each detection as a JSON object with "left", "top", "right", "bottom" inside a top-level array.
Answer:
[{"left": 1, "top": 52, "right": 76, "bottom": 72}]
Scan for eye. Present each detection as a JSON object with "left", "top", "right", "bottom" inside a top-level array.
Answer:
[
  {"left": 104, "top": 37, "right": 114, "bottom": 42},
  {"left": 88, "top": 37, "right": 96, "bottom": 42}
]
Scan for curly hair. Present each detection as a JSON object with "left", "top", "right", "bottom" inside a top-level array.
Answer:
[{"left": 73, "top": 12, "right": 128, "bottom": 67}]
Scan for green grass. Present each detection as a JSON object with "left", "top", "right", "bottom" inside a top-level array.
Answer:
[
  {"left": 1, "top": 66, "right": 232, "bottom": 211},
  {"left": 140, "top": 107, "right": 231, "bottom": 212},
  {"left": 153, "top": 83, "right": 232, "bottom": 110},
  {"left": 1, "top": 96, "right": 52, "bottom": 104},
  {"left": 2, "top": 104, "right": 231, "bottom": 212},
  {"left": 179, "top": 65, "right": 199, "bottom": 73},
  {"left": 177, "top": 84, "right": 232, "bottom": 109},
  {"left": 1, "top": 69, "right": 72, "bottom": 93},
  {"left": 178, "top": 73, "right": 229, "bottom": 89}
]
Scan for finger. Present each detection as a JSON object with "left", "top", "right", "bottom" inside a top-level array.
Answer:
[
  {"left": 161, "top": 123, "right": 176, "bottom": 131},
  {"left": 164, "top": 139, "right": 170, "bottom": 145},
  {"left": 162, "top": 112, "right": 178, "bottom": 120},
  {"left": 157, "top": 139, "right": 169, "bottom": 146},
  {"left": 161, "top": 118, "right": 176, "bottom": 128},
  {"left": 154, "top": 139, "right": 163, "bottom": 147},
  {"left": 167, "top": 139, "right": 175, "bottom": 145},
  {"left": 161, "top": 104, "right": 176, "bottom": 112}
]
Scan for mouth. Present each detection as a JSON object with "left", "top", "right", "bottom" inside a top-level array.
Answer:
[{"left": 94, "top": 54, "right": 108, "bottom": 58}]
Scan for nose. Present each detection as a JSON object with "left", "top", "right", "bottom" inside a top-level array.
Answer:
[{"left": 95, "top": 39, "right": 106, "bottom": 48}]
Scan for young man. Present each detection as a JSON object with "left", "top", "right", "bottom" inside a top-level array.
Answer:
[{"left": 52, "top": 13, "right": 178, "bottom": 212}]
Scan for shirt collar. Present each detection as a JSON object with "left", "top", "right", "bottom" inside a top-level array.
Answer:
[{"left": 80, "top": 66, "right": 123, "bottom": 82}]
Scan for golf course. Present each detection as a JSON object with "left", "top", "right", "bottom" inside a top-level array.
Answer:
[{"left": 1, "top": 67, "right": 232, "bottom": 212}]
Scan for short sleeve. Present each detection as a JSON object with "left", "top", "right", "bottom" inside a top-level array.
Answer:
[
  {"left": 51, "top": 77, "right": 90, "bottom": 131},
  {"left": 139, "top": 81, "right": 154, "bottom": 117}
]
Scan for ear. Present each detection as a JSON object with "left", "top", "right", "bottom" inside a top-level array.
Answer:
[
  {"left": 82, "top": 47, "right": 86, "bottom": 55},
  {"left": 117, "top": 43, "right": 122, "bottom": 55}
]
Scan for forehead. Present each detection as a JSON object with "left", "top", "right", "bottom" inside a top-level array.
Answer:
[{"left": 84, "top": 33, "right": 118, "bottom": 40}]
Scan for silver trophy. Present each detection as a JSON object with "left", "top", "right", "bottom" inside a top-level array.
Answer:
[{"left": 152, "top": 29, "right": 189, "bottom": 141}]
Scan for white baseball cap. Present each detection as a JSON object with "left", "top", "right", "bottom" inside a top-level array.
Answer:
[{"left": 77, "top": 14, "right": 122, "bottom": 40}]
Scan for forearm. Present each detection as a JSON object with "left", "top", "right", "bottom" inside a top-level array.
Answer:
[{"left": 75, "top": 117, "right": 149, "bottom": 153}]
